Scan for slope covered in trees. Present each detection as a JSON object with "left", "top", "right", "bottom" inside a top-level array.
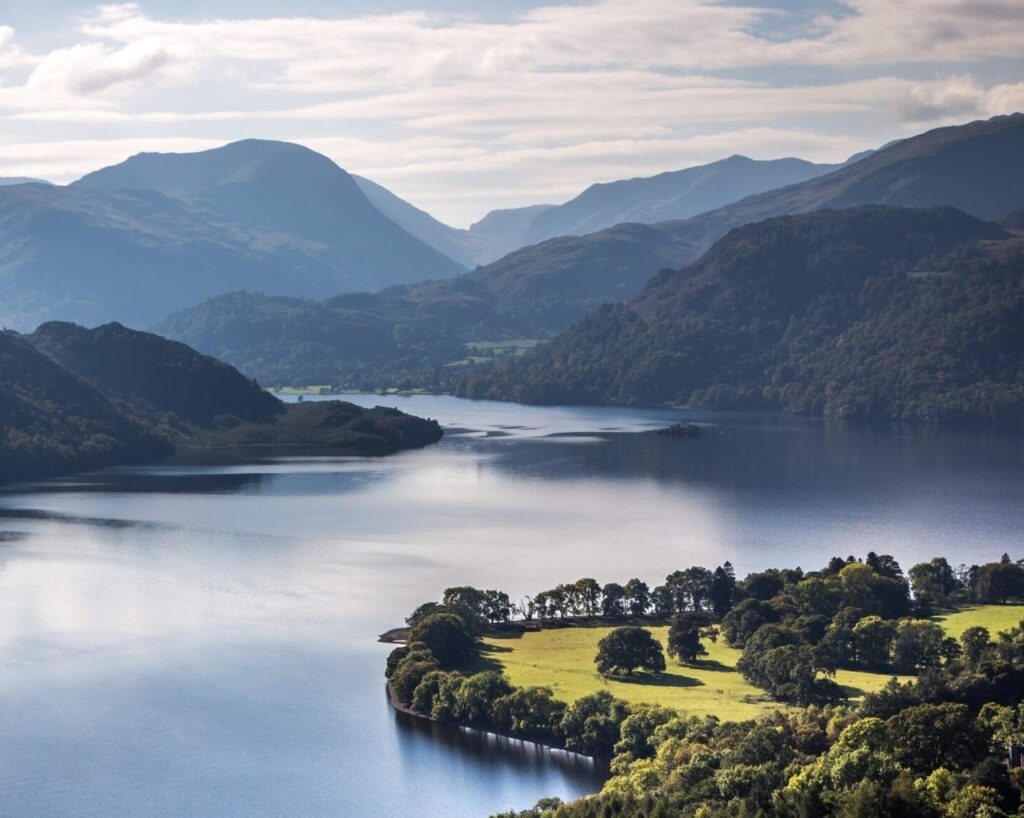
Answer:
[
  {"left": 0, "top": 331, "right": 170, "bottom": 483},
  {"left": 459, "top": 206, "right": 1024, "bottom": 426},
  {"left": 1, "top": 323, "right": 443, "bottom": 484},
  {"left": 156, "top": 222, "right": 697, "bottom": 388}
]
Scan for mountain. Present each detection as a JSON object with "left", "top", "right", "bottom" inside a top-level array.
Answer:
[
  {"left": 0, "top": 182, "right": 350, "bottom": 330},
  {"left": 0, "top": 330, "right": 170, "bottom": 483},
  {"left": 28, "top": 321, "right": 283, "bottom": 425},
  {"left": 520, "top": 155, "right": 843, "bottom": 245},
  {"left": 1, "top": 322, "right": 443, "bottom": 484},
  {"left": 465, "top": 204, "right": 557, "bottom": 264},
  {"left": 0, "top": 177, "right": 50, "bottom": 186},
  {"left": 654, "top": 113, "right": 1024, "bottom": 256},
  {"left": 75, "top": 139, "right": 465, "bottom": 283},
  {"left": 457, "top": 206, "right": 1024, "bottom": 427},
  {"left": 352, "top": 174, "right": 480, "bottom": 268},
  {"left": 155, "top": 221, "right": 699, "bottom": 388}
]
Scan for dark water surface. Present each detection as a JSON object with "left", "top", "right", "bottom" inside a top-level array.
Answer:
[{"left": 1, "top": 396, "right": 1022, "bottom": 817}]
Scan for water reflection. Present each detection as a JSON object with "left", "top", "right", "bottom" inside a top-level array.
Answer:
[
  {"left": 392, "top": 701, "right": 607, "bottom": 786},
  {"left": 0, "top": 395, "right": 1022, "bottom": 818}
]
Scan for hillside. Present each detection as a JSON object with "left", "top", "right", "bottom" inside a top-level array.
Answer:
[
  {"left": 156, "top": 222, "right": 696, "bottom": 387},
  {"left": 0, "top": 322, "right": 443, "bottom": 484},
  {"left": 458, "top": 206, "right": 1024, "bottom": 426},
  {"left": 75, "top": 140, "right": 464, "bottom": 284},
  {"left": 0, "top": 141, "right": 468, "bottom": 330},
  {"left": 653, "top": 113, "right": 1024, "bottom": 257},
  {"left": 28, "top": 321, "right": 283, "bottom": 425},
  {"left": 521, "top": 154, "right": 842, "bottom": 244},
  {"left": 0, "top": 331, "right": 170, "bottom": 483}
]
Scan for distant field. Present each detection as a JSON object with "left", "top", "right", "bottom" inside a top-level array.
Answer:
[
  {"left": 932, "top": 604, "right": 1024, "bottom": 639},
  {"left": 478, "top": 625, "right": 910, "bottom": 721}
]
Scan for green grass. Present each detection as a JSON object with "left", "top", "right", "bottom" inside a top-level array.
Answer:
[
  {"left": 932, "top": 604, "right": 1024, "bottom": 639},
  {"left": 478, "top": 625, "right": 908, "bottom": 721},
  {"left": 469, "top": 604, "right": 1024, "bottom": 722}
]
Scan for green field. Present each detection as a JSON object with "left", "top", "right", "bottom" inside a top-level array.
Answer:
[
  {"left": 479, "top": 625, "right": 909, "bottom": 721},
  {"left": 932, "top": 604, "right": 1024, "bottom": 639}
]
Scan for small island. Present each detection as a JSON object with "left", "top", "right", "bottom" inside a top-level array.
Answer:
[
  {"left": 657, "top": 422, "right": 701, "bottom": 439},
  {"left": 384, "top": 554, "right": 1024, "bottom": 818}
]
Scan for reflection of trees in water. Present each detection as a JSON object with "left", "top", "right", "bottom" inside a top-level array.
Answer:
[{"left": 392, "top": 704, "right": 607, "bottom": 787}]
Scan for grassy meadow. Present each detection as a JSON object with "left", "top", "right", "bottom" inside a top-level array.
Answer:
[
  {"left": 475, "top": 603, "right": 1024, "bottom": 721},
  {"left": 931, "top": 604, "right": 1024, "bottom": 639}
]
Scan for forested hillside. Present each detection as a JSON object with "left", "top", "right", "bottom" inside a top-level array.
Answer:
[
  {"left": 459, "top": 206, "right": 1024, "bottom": 426},
  {"left": 0, "top": 323, "right": 443, "bottom": 484},
  {"left": 156, "top": 222, "right": 696, "bottom": 388},
  {"left": 0, "top": 331, "right": 170, "bottom": 483}
]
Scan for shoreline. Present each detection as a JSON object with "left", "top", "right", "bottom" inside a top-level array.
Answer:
[{"left": 384, "top": 681, "right": 605, "bottom": 766}]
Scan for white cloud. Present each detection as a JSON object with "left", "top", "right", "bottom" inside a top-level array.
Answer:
[{"left": 0, "top": 0, "right": 1020, "bottom": 223}]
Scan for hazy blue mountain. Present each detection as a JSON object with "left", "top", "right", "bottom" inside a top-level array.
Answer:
[
  {"left": 465, "top": 204, "right": 557, "bottom": 263},
  {"left": 655, "top": 113, "right": 1024, "bottom": 255},
  {"left": 155, "top": 221, "right": 699, "bottom": 387},
  {"left": 75, "top": 139, "right": 465, "bottom": 285},
  {"left": 352, "top": 174, "right": 481, "bottom": 268},
  {"left": 0, "top": 183, "right": 346, "bottom": 330},
  {"left": 0, "top": 177, "right": 51, "bottom": 186},
  {"left": 520, "top": 155, "right": 844, "bottom": 244},
  {"left": 458, "top": 206, "right": 1023, "bottom": 427}
]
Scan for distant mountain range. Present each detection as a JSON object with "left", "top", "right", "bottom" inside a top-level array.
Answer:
[
  {"left": 352, "top": 154, "right": 850, "bottom": 266},
  {"left": 517, "top": 154, "right": 848, "bottom": 246},
  {"left": 155, "top": 220, "right": 699, "bottom": 387},
  {"left": 458, "top": 205, "right": 1024, "bottom": 426},
  {"left": 157, "top": 114, "right": 1024, "bottom": 405},
  {"left": 0, "top": 321, "right": 443, "bottom": 484}
]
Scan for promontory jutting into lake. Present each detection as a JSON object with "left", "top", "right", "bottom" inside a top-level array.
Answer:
[{"left": 1, "top": 5, "right": 1024, "bottom": 817}]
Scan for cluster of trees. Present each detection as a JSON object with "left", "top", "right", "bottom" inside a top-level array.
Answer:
[
  {"left": 459, "top": 206, "right": 1024, "bottom": 428},
  {"left": 494, "top": 617, "right": 1024, "bottom": 818},
  {"left": 498, "top": 699, "right": 1024, "bottom": 818},
  {"left": 387, "top": 550, "right": 1024, "bottom": 818},
  {"left": 720, "top": 553, "right": 1024, "bottom": 704},
  {"left": 526, "top": 564, "right": 737, "bottom": 622},
  {"left": 912, "top": 556, "right": 1024, "bottom": 608}
]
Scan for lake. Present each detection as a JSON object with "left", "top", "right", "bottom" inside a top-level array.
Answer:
[{"left": 1, "top": 395, "right": 1023, "bottom": 818}]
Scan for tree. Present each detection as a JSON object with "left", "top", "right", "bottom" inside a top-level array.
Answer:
[
  {"left": 408, "top": 612, "right": 478, "bottom": 667},
  {"left": 613, "top": 704, "right": 676, "bottom": 760},
  {"left": 975, "top": 555, "right": 1024, "bottom": 604},
  {"left": 710, "top": 562, "right": 737, "bottom": 617},
  {"left": 853, "top": 616, "right": 897, "bottom": 670},
  {"left": 391, "top": 651, "right": 439, "bottom": 703},
  {"left": 667, "top": 611, "right": 717, "bottom": 664},
  {"left": 453, "top": 671, "right": 514, "bottom": 726},
  {"left": 909, "top": 557, "right": 960, "bottom": 606},
  {"left": 595, "top": 627, "right": 666, "bottom": 676},
  {"left": 651, "top": 585, "right": 674, "bottom": 619},
  {"left": 492, "top": 686, "right": 566, "bottom": 742},
  {"left": 559, "top": 690, "right": 630, "bottom": 758},
  {"left": 623, "top": 578, "right": 651, "bottom": 618},
  {"left": 574, "top": 578, "right": 602, "bottom": 616},
  {"left": 891, "top": 619, "right": 944, "bottom": 673},
  {"left": 959, "top": 627, "right": 992, "bottom": 670},
  {"left": 601, "top": 582, "right": 626, "bottom": 618}
]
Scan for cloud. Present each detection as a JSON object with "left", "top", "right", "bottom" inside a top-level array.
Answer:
[{"left": 0, "top": 0, "right": 1020, "bottom": 223}]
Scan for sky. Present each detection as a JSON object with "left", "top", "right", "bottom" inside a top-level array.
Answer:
[{"left": 1, "top": 1, "right": 1022, "bottom": 226}]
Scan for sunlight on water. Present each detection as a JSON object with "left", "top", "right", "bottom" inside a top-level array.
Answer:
[{"left": 1, "top": 395, "right": 1022, "bottom": 817}]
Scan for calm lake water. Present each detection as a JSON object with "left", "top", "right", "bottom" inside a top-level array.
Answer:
[{"left": 1, "top": 395, "right": 1023, "bottom": 818}]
